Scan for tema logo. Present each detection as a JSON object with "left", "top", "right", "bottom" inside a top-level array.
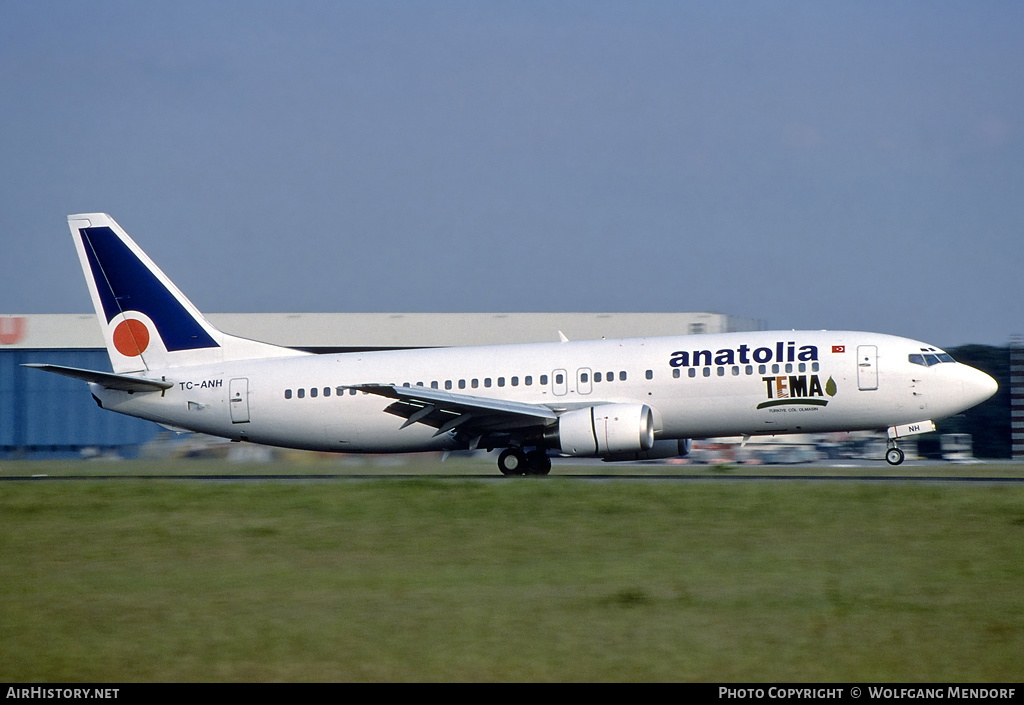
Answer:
[{"left": 757, "top": 375, "right": 837, "bottom": 409}]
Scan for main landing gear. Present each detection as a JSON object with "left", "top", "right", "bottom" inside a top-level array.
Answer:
[{"left": 497, "top": 448, "right": 552, "bottom": 476}]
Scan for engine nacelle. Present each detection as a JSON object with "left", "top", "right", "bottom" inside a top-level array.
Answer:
[
  {"left": 547, "top": 403, "right": 655, "bottom": 457},
  {"left": 602, "top": 438, "right": 691, "bottom": 462}
]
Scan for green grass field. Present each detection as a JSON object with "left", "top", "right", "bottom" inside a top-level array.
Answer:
[{"left": 1, "top": 460, "right": 1023, "bottom": 681}]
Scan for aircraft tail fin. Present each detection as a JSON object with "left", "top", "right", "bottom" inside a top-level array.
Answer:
[{"left": 68, "top": 213, "right": 308, "bottom": 373}]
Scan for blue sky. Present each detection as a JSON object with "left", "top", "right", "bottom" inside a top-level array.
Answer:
[{"left": 2, "top": 2, "right": 1021, "bottom": 346}]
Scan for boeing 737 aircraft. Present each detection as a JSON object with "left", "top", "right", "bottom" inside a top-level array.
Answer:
[{"left": 28, "top": 213, "right": 998, "bottom": 474}]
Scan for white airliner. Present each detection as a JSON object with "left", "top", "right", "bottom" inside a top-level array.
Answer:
[{"left": 28, "top": 213, "right": 998, "bottom": 474}]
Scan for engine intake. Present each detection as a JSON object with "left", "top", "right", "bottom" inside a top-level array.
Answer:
[{"left": 547, "top": 403, "right": 655, "bottom": 457}]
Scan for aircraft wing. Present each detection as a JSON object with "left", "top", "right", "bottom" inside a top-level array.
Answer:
[
  {"left": 348, "top": 384, "right": 558, "bottom": 446},
  {"left": 23, "top": 364, "right": 174, "bottom": 393}
]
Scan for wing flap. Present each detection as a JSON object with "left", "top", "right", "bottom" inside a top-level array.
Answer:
[{"left": 348, "top": 384, "right": 557, "bottom": 437}]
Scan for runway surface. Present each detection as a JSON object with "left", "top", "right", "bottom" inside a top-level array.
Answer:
[
  {"left": 3, "top": 457, "right": 1023, "bottom": 483},
  {"left": 4, "top": 471, "right": 1024, "bottom": 484}
]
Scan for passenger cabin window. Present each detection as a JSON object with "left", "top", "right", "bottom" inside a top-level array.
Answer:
[
  {"left": 645, "top": 370, "right": 653, "bottom": 380},
  {"left": 284, "top": 389, "right": 292, "bottom": 399}
]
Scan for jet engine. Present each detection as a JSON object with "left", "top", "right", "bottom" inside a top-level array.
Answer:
[{"left": 546, "top": 403, "right": 655, "bottom": 457}]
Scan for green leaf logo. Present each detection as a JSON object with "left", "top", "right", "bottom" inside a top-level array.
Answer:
[{"left": 825, "top": 376, "right": 837, "bottom": 397}]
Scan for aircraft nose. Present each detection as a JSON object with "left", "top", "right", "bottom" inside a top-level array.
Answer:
[{"left": 962, "top": 365, "right": 998, "bottom": 409}]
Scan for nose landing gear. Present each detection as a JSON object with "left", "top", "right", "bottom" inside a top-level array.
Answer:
[
  {"left": 884, "top": 421, "right": 935, "bottom": 466},
  {"left": 885, "top": 445, "right": 905, "bottom": 466}
]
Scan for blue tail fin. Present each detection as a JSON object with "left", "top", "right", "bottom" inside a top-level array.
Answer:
[{"left": 69, "top": 213, "right": 307, "bottom": 373}]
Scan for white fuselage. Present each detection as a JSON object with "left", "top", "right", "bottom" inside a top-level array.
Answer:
[{"left": 91, "top": 330, "right": 997, "bottom": 454}]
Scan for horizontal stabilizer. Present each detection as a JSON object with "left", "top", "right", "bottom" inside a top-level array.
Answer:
[{"left": 23, "top": 364, "right": 173, "bottom": 392}]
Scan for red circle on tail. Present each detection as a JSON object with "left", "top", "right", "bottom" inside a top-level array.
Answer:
[{"left": 112, "top": 319, "right": 150, "bottom": 357}]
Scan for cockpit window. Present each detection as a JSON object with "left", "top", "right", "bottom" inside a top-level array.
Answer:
[{"left": 909, "top": 350, "right": 956, "bottom": 367}]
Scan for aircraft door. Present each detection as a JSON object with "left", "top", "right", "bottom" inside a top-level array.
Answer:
[
  {"left": 552, "top": 369, "right": 568, "bottom": 396},
  {"left": 229, "top": 377, "right": 251, "bottom": 423},
  {"left": 857, "top": 346, "right": 878, "bottom": 391}
]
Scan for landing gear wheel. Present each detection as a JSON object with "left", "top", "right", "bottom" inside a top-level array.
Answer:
[
  {"left": 526, "top": 450, "right": 551, "bottom": 476},
  {"left": 498, "top": 448, "right": 551, "bottom": 476},
  {"left": 886, "top": 447, "right": 905, "bottom": 466},
  {"left": 498, "top": 448, "right": 527, "bottom": 476}
]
